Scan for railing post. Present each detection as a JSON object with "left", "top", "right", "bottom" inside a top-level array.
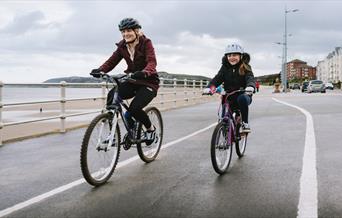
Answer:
[
  {"left": 184, "top": 79, "right": 188, "bottom": 105},
  {"left": 101, "top": 82, "right": 106, "bottom": 109},
  {"left": 192, "top": 79, "right": 196, "bottom": 104},
  {"left": 0, "top": 81, "right": 3, "bottom": 146},
  {"left": 173, "top": 78, "right": 177, "bottom": 108},
  {"left": 60, "top": 81, "right": 66, "bottom": 133},
  {"left": 160, "top": 77, "right": 164, "bottom": 91},
  {"left": 159, "top": 93, "right": 164, "bottom": 110}
]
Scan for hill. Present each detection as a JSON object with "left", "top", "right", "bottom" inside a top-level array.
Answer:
[
  {"left": 255, "top": 73, "right": 281, "bottom": 85},
  {"left": 43, "top": 72, "right": 211, "bottom": 84}
]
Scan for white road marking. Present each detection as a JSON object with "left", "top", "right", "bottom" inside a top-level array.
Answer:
[
  {"left": 272, "top": 98, "right": 317, "bottom": 218},
  {"left": 0, "top": 123, "right": 216, "bottom": 217}
]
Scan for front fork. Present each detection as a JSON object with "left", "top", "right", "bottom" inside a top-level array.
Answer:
[
  {"left": 96, "top": 112, "right": 118, "bottom": 151},
  {"left": 226, "top": 119, "right": 235, "bottom": 146}
]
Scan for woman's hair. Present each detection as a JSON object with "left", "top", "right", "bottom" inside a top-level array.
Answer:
[{"left": 134, "top": 29, "right": 144, "bottom": 37}]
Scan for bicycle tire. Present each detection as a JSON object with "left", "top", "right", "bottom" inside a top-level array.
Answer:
[
  {"left": 136, "top": 107, "right": 163, "bottom": 163},
  {"left": 211, "top": 122, "right": 233, "bottom": 175},
  {"left": 80, "top": 113, "right": 121, "bottom": 186},
  {"left": 235, "top": 123, "right": 248, "bottom": 158}
]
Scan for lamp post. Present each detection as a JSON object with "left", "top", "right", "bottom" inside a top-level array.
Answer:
[
  {"left": 275, "top": 42, "right": 285, "bottom": 87},
  {"left": 283, "top": 6, "right": 299, "bottom": 92}
]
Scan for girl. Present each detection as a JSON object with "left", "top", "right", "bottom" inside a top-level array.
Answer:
[{"left": 203, "top": 43, "right": 256, "bottom": 132}]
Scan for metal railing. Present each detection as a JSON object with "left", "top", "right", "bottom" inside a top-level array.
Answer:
[{"left": 0, "top": 78, "right": 210, "bottom": 145}]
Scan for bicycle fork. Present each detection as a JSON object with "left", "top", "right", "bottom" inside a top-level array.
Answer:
[
  {"left": 225, "top": 119, "right": 235, "bottom": 147},
  {"left": 96, "top": 112, "right": 119, "bottom": 151}
]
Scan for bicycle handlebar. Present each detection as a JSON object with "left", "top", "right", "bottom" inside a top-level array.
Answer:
[
  {"left": 202, "top": 89, "right": 247, "bottom": 97},
  {"left": 90, "top": 72, "right": 136, "bottom": 84}
]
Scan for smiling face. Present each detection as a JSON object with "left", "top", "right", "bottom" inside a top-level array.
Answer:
[
  {"left": 227, "top": 53, "right": 241, "bottom": 65},
  {"left": 121, "top": 29, "right": 137, "bottom": 43}
]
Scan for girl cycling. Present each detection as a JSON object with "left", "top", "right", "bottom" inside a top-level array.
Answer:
[{"left": 203, "top": 43, "right": 256, "bottom": 132}]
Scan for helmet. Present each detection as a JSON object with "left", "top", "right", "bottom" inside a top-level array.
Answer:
[
  {"left": 118, "top": 18, "right": 142, "bottom": 31},
  {"left": 224, "top": 43, "right": 244, "bottom": 55}
]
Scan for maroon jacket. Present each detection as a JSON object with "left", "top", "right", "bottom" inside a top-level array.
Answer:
[{"left": 99, "top": 35, "right": 159, "bottom": 91}]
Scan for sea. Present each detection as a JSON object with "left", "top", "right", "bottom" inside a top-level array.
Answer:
[
  {"left": 2, "top": 87, "right": 105, "bottom": 104},
  {"left": 1, "top": 87, "right": 105, "bottom": 122}
]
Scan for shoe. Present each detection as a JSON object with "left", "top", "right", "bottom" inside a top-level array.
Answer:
[
  {"left": 144, "top": 126, "right": 156, "bottom": 145},
  {"left": 241, "top": 122, "right": 251, "bottom": 133}
]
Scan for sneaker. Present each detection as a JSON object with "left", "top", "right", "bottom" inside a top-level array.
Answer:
[
  {"left": 144, "top": 126, "right": 156, "bottom": 145},
  {"left": 241, "top": 122, "right": 251, "bottom": 133}
]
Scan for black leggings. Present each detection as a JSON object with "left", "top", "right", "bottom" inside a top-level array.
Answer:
[
  {"left": 226, "top": 93, "right": 252, "bottom": 123},
  {"left": 107, "top": 82, "right": 157, "bottom": 129}
]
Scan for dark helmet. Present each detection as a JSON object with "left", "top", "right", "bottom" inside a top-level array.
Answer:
[{"left": 118, "top": 18, "right": 142, "bottom": 31}]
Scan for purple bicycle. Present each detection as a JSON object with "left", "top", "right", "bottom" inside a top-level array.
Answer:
[{"left": 206, "top": 89, "right": 249, "bottom": 174}]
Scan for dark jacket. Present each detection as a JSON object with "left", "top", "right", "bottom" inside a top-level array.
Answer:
[
  {"left": 209, "top": 53, "right": 256, "bottom": 93},
  {"left": 99, "top": 35, "right": 159, "bottom": 91}
]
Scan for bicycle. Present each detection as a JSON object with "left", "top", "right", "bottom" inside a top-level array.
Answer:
[
  {"left": 80, "top": 73, "right": 163, "bottom": 186},
  {"left": 204, "top": 89, "right": 249, "bottom": 175}
]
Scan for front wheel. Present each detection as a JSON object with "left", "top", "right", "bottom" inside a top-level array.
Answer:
[
  {"left": 137, "top": 107, "right": 163, "bottom": 163},
  {"left": 80, "top": 113, "right": 121, "bottom": 186},
  {"left": 211, "top": 122, "right": 233, "bottom": 175}
]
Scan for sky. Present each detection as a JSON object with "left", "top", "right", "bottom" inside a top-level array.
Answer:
[{"left": 0, "top": 0, "right": 341, "bottom": 83}]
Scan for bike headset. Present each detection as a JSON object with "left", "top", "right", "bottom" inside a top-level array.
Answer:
[{"left": 118, "top": 18, "right": 141, "bottom": 44}]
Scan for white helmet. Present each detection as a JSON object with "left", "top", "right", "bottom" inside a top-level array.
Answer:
[{"left": 224, "top": 43, "right": 244, "bottom": 55}]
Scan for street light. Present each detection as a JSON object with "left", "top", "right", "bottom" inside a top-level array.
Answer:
[
  {"left": 274, "top": 42, "right": 285, "bottom": 84},
  {"left": 283, "top": 6, "right": 299, "bottom": 92}
]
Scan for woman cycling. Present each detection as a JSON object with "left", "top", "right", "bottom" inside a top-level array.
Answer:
[
  {"left": 203, "top": 43, "right": 256, "bottom": 132},
  {"left": 90, "top": 18, "right": 159, "bottom": 142}
]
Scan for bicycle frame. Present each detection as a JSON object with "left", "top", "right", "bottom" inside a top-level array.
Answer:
[
  {"left": 96, "top": 74, "right": 147, "bottom": 151},
  {"left": 217, "top": 90, "right": 244, "bottom": 146}
]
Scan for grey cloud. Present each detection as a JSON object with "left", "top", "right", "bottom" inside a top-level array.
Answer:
[
  {"left": 0, "top": 10, "right": 52, "bottom": 35},
  {"left": 1, "top": 0, "right": 342, "bottom": 78}
]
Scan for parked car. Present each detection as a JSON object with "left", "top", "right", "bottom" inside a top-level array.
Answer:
[
  {"left": 325, "top": 82, "right": 334, "bottom": 90},
  {"left": 301, "top": 81, "right": 309, "bottom": 92},
  {"left": 292, "top": 83, "right": 300, "bottom": 90},
  {"left": 307, "top": 80, "right": 325, "bottom": 93}
]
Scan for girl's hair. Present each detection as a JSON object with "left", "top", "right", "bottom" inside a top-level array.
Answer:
[
  {"left": 239, "top": 54, "right": 251, "bottom": 76},
  {"left": 239, "top": 62, "right": 251, "bottom": 76}
]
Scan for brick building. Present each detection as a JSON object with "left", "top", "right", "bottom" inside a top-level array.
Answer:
[{"left": 287, "top": 59, "right": 316, "bottom": 81}]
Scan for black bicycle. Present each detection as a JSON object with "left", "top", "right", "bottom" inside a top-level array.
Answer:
[
  {"left": 80, "top": 73, "right": 163, "bottom": 186},
  {"left": 204, "top": 89, "right": 249, "bottom": 174}
]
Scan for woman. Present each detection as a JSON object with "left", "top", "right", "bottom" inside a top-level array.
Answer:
[
  {"left": 203, "top": 43, "right": 256, "bottom": 132},
  {"left": 90, "top": 18, "right": 159, "bottom": 141}
]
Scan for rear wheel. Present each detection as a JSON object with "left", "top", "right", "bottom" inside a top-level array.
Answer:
[
  {"left": 137, "top": 107, "right": 163, "bottom": 163},
  {"left": 80, "top": 113, "right": 121, "bottom": 186},
  {"left": 211, "top": 122, "right": 233, "bottom": 175}
]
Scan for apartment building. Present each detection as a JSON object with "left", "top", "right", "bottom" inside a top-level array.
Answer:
[{"left": 316, "top": 47, "right": 342, "bottom": 83}]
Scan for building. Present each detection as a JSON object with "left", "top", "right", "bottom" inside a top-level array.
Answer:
[
  {"left": 316, "top": 47, "right": 342, "bottom": 83},
  {"left": 286, "top": 59, "right": 316, "bottom": 82}
]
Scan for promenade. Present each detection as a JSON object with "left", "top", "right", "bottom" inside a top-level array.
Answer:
[{"left": 1, "top": 87, "right": 342, "bottom": 218}]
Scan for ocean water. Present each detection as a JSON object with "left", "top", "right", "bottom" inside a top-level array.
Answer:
[
  {"left": 1, "top": 87, "right": 106, "bottom": 122},
  {"left": 2, "top": 87, "right": 106, "bottom": 104}
]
